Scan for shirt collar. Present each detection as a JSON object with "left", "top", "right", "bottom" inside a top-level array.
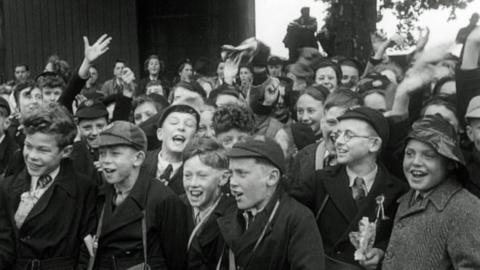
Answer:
[
  {"left": 30, "top": 166, "right": 61, "bottom": 191},
  {"left": 157, "top": 151, "right": 182, "bottom": 177},
  {"left": 0, "top": 134, "right": 5, "bottom": 144},
  {"left": 346, "top": 164, "right": 378, "bottom": 193}
]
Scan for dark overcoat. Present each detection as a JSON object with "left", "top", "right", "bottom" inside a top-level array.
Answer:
[
  {"left": 182, "top": 194, "right": 236, "bottom": 270},
  {"left": 0, "top": 160, "right": 97, "bottom": 269},
  {"left": 290, "top": 164, "right": 408, "bottom": 267},
  {"left": 217, "top": 190, "right": 325, "bottom": 270},
  {"left": 92, "top": 169, "right": 188, "bottom": 270}
]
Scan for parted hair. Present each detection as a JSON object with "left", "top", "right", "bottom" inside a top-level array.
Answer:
[
  {"left": 183, "top": 137, "right": 229, "bottom": 170},
  {"left": 22, "top": 103, "right": 77, "bottom": 149}
]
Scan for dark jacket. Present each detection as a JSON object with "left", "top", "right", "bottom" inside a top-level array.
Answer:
[
  {"left": 0, "top": 160, "right": 97, "bottom": 270},
  {"left": 217, "top": 189, "right": 325, "bottom": 270},
  {"left": 181, "top": 194, "right": 236, "bottom": 270},
  {"left": 92, "top": 169, "right": 188, "bottom": 270},
  {"left": 456, "top": 67, "right": 480, "bottom": 129},
  {"left": 142, "top": 149, "right": 185, "bottom": 195},
  {"left": 71, "top": 140, "right": 102, "bottom": 186},
  {"left": 0, "top": 131, "right": 19, "bottom": 176},
  {"left": 290, "top": 164, "right": 408, "bottom": 267}
]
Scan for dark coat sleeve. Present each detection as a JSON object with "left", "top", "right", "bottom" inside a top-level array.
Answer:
[
  {"left": 157, "top": 193, "right": 188, "bottom": 270},
  {"left": 59, "top": 70, "right": 88, "bottom": 113},
  {"left": 287, "top": 211, "right": 325, "bottom": 270},
  {"left": 112, "top": 94, "right": 133, "bottom": 122},
  {"left": 0, "top": 178, "right": 15, "bottom": 269},
  {"left": 456, "top": 68, "right": 480, "bottom": 129},
  {"left": 289, "top": 170, "right": 319, "bottom": 213}
]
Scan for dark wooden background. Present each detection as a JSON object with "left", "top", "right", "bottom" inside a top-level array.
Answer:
[{"left": 0, "top": 0, "right": 255, "bottom": 83}]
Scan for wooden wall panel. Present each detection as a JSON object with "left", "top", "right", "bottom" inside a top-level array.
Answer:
[{"left": 2, "top": 0, "right": 140, "bottom": 84}]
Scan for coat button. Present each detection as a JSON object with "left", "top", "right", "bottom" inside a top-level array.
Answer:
[
  {"left": 125, "top": 251, "right": 131, "bottom": 255},
  {"left": 336, "top": 251, "right": 341, "bottom": 254}
]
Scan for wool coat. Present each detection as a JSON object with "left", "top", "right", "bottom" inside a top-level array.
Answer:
[
  {"left": 217, "top": 189, "right": 325, "bottom": 270},
  {"left": 181, "top": 194, "right": 236, "bottom": 270},
  {"left": 90, "top": 169, "right": 188, "bottom": 270},
  {"left": 0, "top": 160, "right": 97, "bottom": 270},
  {"left": 290, "top": 164, "right": 408, "bottom": 267},
  {"left": 382, "top": 179, "right": 480, "bottom": 270}
]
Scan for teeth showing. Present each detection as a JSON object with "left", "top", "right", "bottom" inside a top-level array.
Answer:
[
  {"left": 337, "top": 148, "right": 347, "bottom": 154},
  {"left": 104, "top": 168, "right": 115, "bottom": 173},
  {"left": 172, "top": 135, "right": 186, "bottom": 144},
  {"left": 190, "top": 191, "right": 202, "bottom": 197},
  {"left": 411, "top": 170, "right": 427, "bottom": 177}
]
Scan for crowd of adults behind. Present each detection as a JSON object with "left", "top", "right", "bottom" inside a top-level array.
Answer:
[{"left": 1, "top": 7, "right": 480, "bottom": 270}]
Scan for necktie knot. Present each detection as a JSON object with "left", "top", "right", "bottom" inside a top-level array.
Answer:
[
  {"left": 160, "top": 164, "right": 173, "bottom": 184},
  {"left": 352, "top": 177, "right": 366, "bottom": 201},
  {"left": 37, "top": 175, "right": 52, "bottom": 189}
]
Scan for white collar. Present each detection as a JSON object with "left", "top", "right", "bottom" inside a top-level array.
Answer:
[
  {"left": 30, "top": 166, "right": 61, "bottom": 192},
  {"left": 346, "top": 164, "right": 378, "bottom": 193},
  {"left": 157, "top": 151, "right": 183, "bottom": 176},
  {"left": 0, "top": 134, "right": 5, "bottom": 144}
]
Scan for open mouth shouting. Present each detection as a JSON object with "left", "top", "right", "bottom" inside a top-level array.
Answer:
[
  {"left": 172, "top": 134, "right": 186, "bottom": 145},
  {"left": 409, "top": 169, "right": 428, "bottom": 179}
]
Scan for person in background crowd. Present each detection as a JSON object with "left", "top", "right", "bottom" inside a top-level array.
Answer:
[
  {"left": 267, "top": 56, "right": 285, "bottom": 78},
  {"left": 170, "top": 81, "right": 206, "bottom": 107},
  {"left": 314, "top": 60, "right": 342, "bottom": 93},
  {"left": 212, "top": 104, "right": 255, "bottom": 149},
  {"left": 382, "top": 115, "right": 480, "bottom": 269},
  {"left": 287, "top": 62, "right": 314, "bottom": 91},
  {"left": 456, "top": 13, "right": 479, "bottom": 44},
  {"left": 181, "top": 137, "right": 236, "bottom": 270},
  {"left": 283, "top": 7, "right": 318, "bottom": 62},
  {"left": 238, "top": 65, "right": 253, "bottom": 97},
  {"left": 296, "top": 85, "right": 330, "bottom": 140},
  {"left": 81, "top": 65, "right": 102, "bottom": 96},
  {"left": 211, "top": 60, "right": 225, "bottom": 90},
  {"left": 197, "top": 104, "right": 216, "bottom": 139},
  {"left": 273, "top": 77, "right": 293, "bottom": 124},
  {"left": 44, "top": 54, "right": 72, "bottom": 84},
  {"left": 133, "top": 94, "right": 168, "bottom": 126},
  {"left": 72, "top": 99, "right": 109, "bottom": 184},
  {"left": 209, "top": 84, "right": 244, "bottom": 108},
  {"left": 291, "top": 106, "right": 408, "bottom": 269},
  {"left": 339, "top": 58, "right": 362, "bottom": 90},
  {"left": 0, "top": 96, "right": 18, "bottom": 176},
  {"left": 218, "top": 136, "right": 325, "bottom": 269},
  {"left": 177, "top": 59, "right": 194, "bottom": 84},
  {"left": 0, "top": 104, "right": 97, "bottom": 269},
  {"left": 37, "top": 73, "right": 66, "bottom": 106},
  {"left": 142, "top": 104, "right": 200, "bottom": 195},
  {"left": 101, "top": 59, "right": 126, "bottom": 96},
  {"left": 86, "top": 121, "right": 188, "bottom": 269},
  {"left": 14, "top": 64, "right": 30, "bottom": 83},
  {"left": 145, "top": 80, "right": 166, "bottom": 97},
  {"left": 136, "top": 54, "right": 167, "bottom": 97}
]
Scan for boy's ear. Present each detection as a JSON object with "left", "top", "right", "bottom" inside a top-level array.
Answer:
[
  {"left": 219, "top": 169, "right": 230, "bottom": 186},
  {"left": 3, "top": 118, "right": 10, "bottom": 129},
  {"left": 156, "top": 127, "right": 164, "bottom": 142},
  {"left": 133, "top": 150, "right": 146, "bottom": 167},
  {"left": 61, "top": 145, "right": 73, "bottom": 159},
  {"left": 369, "top": 137, "right": 382, "bottom": 153},
  {"left": 266, "top": 168, "right": 280, "bottom": 187},
  {"left": 467, "top": 125, "right": 474, "bottom": 142}
]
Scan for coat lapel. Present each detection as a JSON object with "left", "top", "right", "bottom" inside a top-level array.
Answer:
[
  {"left": 22, "top": 163, "right": 78, "bottom": 226},
  {"left": 101, "top": 171, "right": 150, "bottom": 236},
  {"left": 322, "top": 167, "right": 357, "bottom": 222}
]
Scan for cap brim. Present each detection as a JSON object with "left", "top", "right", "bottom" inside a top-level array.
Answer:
[
  {"left": 227, "top": 147, "right": 264, "bottom": 159},
  {"left": 96, "top": 134, "right": 135, "bottom": 149},
  {"left": 465, "top": 107, "right": 480, "bottom": 119}
]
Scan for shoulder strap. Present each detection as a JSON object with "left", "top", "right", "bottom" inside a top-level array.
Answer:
[
  {"left": 315, "top": 194, "right": 330, "bottom": 221},
  {"left": 141, "top": 210, "right": 148, "bottom": 265},
  {"left": 87, "top": 203, "right": 106, "bottom": 270}
]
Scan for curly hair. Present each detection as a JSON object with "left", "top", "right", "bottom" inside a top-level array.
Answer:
[
  {"left": 212, "top": 104, "right": 255, "bottom": 135},
  {"left": 22, "top": 103, "right": 77, "bottom": 149},
  {"left": 182, "top": 137, "right": 229, "bottom": 169}
]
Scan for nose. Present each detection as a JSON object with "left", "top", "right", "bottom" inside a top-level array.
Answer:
[
  {"left": 299, "top": 113, "right": 309, "bottom": 123},
  {"left": 229, "top": 174, "right": 239, "bottom": 188},
  {"left": 190, "top": 175, "right": 200, "bottom": 187},
  {"left": 411, "top": 154, "right": 423, "bottom": 166}
]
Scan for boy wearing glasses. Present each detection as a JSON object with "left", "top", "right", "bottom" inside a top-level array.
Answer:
[{"left": 291, "top": 106, "right": 407, "bottom": 270}]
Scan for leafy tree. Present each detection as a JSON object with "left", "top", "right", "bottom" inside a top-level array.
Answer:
[{"left": 318, "top": 0, "right": 474, "bottom": 63}]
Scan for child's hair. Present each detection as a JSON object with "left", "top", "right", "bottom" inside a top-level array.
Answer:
[
  {"left": 22, "top": 103, "right": 77, "bottom": 149},
  {"left": 315, "top": 60, "right": 343, "bottom": 84},
  {"left": 37, "top": 74, "right": 66, "bottom": 90},
  {"left": 144, "top": 54, "right": 165, "bottom": 74},
  {"left": 299, "top": 85, "right": 330, "bottom": 104},
  {"left": 133, "top": 94, "right": 168, "bottom": 114},
  {"left": 324, "top": 88, "right": 363, "bottom": 111},
  {"left": 183, "top": 137, "right": 229, "bottom": 169},
  {"left": 212, "top": 104, "right": 255, "bottom": 135},
  {"left": 13, "top": 80, "right": 39, "bottom": 104}
]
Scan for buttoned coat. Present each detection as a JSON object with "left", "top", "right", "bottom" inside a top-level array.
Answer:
[
  {"left": 0, "top": 160, "right": 97, "bottom": 269},
  {"left": 91, "top": 169, "right": 188, "bottom": 270},
  {"left": 217, "top": 190, "right": 325, "bottom": 270},
  {"left": 382, "top": 179, "right": 480, "bottom": 270},
  {"left": 290, "top": 164, "right": 408, "bottom": 266}
]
